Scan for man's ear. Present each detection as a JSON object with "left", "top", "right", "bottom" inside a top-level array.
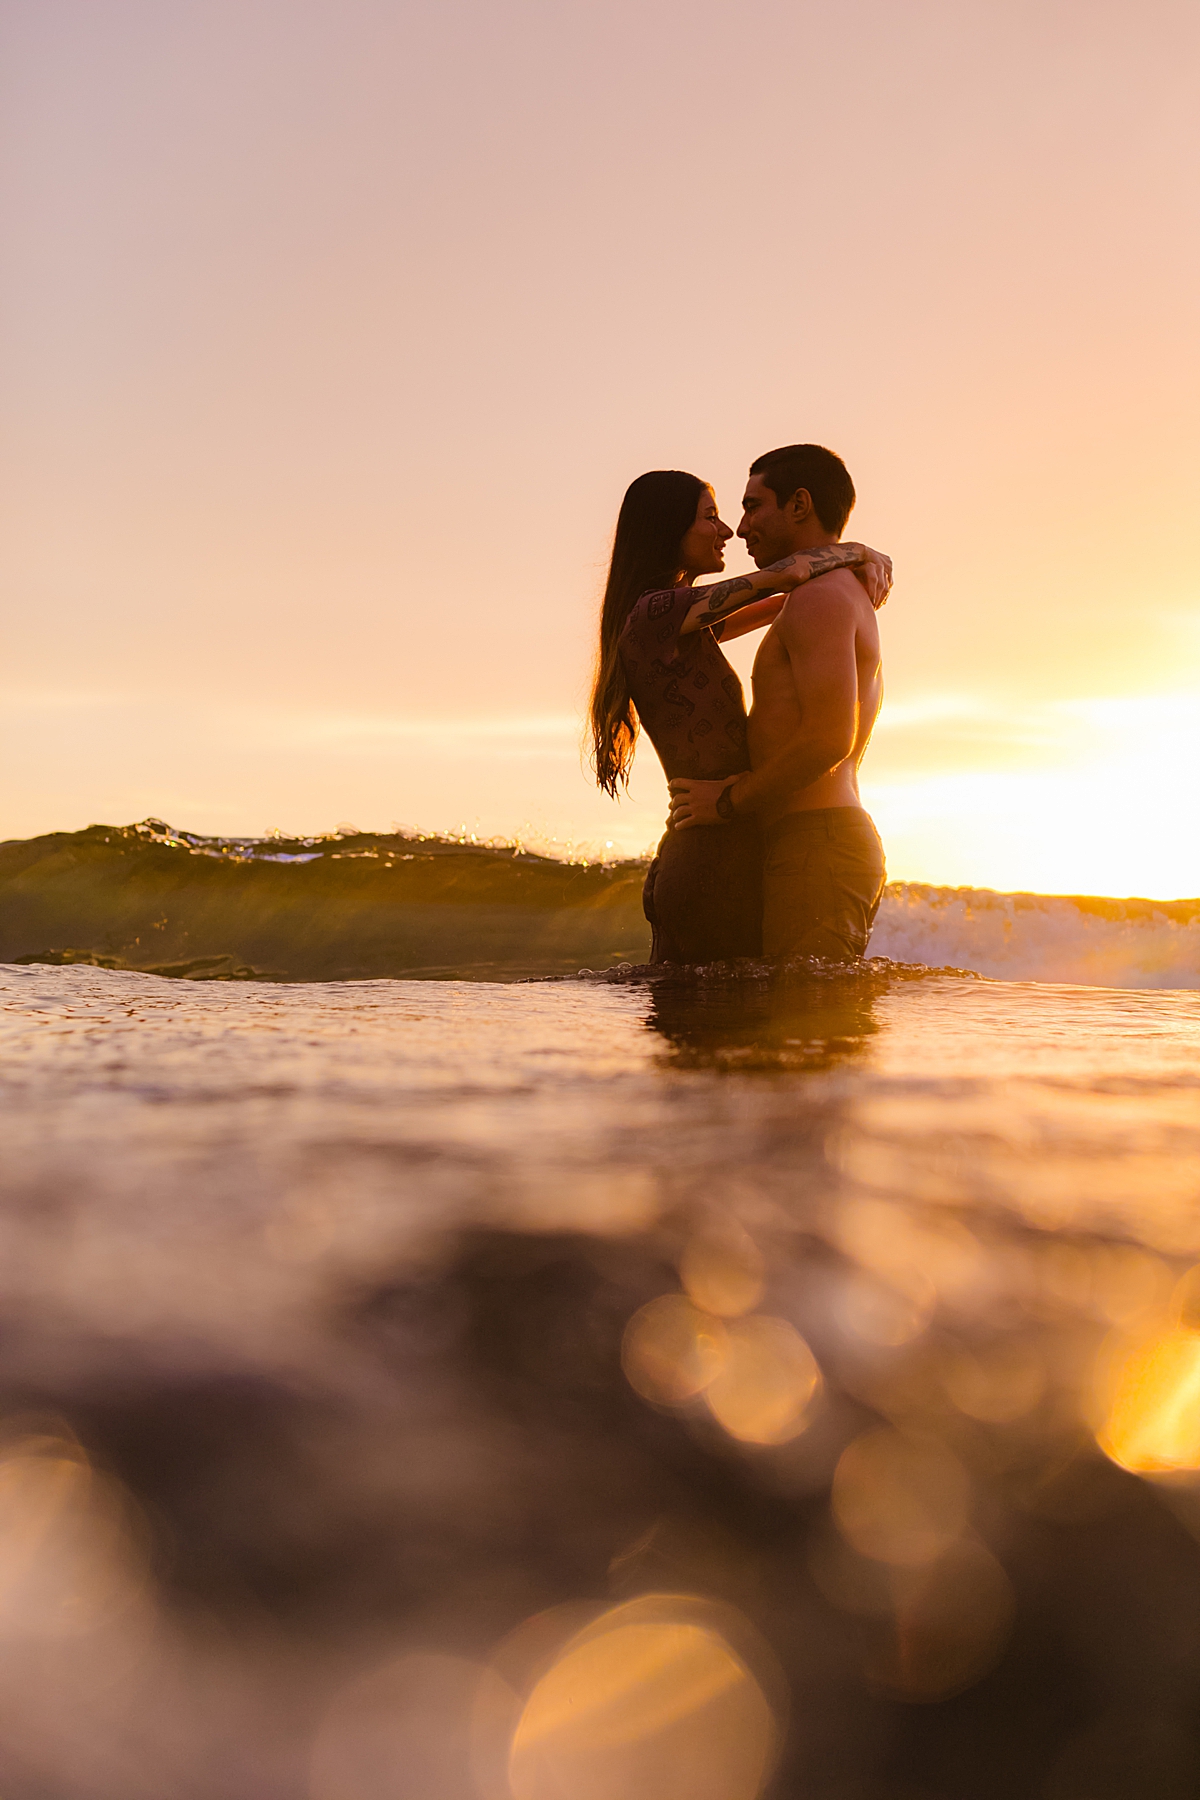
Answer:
[{"left": 785, "top": 487, "right": 815, "bottom": 524}]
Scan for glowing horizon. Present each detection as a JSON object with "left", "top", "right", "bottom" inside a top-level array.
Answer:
[{"left": 7, "top": 680, "right": 1198, "bottom": 900}]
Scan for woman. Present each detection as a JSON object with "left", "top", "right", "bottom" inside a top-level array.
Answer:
[{"left": 589, "top": 469, "right": 888, "bottom": 964}]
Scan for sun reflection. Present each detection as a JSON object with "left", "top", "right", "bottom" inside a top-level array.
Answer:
[
  {"left": 1097, "top": 1325, "right": 1200, "bottom": 1474},
  {"left": 502, "top": 1595, "right": 781, "bottom": 1800}
]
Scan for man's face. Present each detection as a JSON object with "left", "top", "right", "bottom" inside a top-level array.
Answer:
[{"left": 737, "top": 474, "right": 797, "bottom": 568}]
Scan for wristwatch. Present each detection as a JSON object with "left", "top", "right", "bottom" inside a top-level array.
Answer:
[{"left": 716, "top": 783, "right": 737, "bottom": 822}]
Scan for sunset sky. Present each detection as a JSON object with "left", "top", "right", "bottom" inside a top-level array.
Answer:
[{"left": 3, "top": 0, "right": 1198, "bottom": 896}]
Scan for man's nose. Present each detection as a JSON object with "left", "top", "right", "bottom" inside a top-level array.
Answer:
[{"left": 736, "top": 516, "right": 751, "bottom": 540}]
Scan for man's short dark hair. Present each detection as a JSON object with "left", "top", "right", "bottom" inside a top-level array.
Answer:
[{"left": 748, "top": 444, "right": 856, "bottom": 536}]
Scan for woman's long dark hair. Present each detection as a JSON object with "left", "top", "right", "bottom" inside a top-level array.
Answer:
[{"left": 589, "top": 469, "right": 708, "bottom": 796}]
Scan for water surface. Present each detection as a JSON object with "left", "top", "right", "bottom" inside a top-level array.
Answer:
[{"left": 2, "top": 962, "right": 1200, "bottom": 1797}]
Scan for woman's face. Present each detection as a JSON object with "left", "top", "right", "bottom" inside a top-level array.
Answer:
[{"left": 678, "top": 486, "right": 733, "bottom": 580}]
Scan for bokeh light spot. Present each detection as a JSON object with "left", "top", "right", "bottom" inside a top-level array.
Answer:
[
  {"left": 1097, "top": 1326, "right": 1200, "bottom": 1473},
  {"left": 679, "top": 1229, "right": 765, "bottom": 1319},
  {"left": 0, "top": 1426, "right": 145, "bottom": 1638},
  {"left": 837, "top": 1200, "right": 975, "bottom": 1317},
  {"left": 832, "top": 1428, "right": 971, "bottom": 1568},
  {"left": 622, "top": 1295, "right": 727, "bottom": 1406},
  {"left": 507, "top": 1596, "right": 779, "bottom": 1800},
  {"left": 863, "top": 1539, "right": 1016, "bottom": 1702},
  {"left": 704, "top": 1316, "right": 819, "bottom": 1446}
]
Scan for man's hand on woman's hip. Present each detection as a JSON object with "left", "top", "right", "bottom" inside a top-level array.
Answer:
[{"left": 668, "top": 775, "right": 748, "bottom": 830}]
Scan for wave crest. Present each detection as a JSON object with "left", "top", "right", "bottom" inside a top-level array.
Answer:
[{"left": 2, "top": 821, "right": 1197, "bottom": 988}]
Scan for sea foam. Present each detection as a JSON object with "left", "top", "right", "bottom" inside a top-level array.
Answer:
[{"left": 871, "top": 885, "right": 1200, "bottom": 990}]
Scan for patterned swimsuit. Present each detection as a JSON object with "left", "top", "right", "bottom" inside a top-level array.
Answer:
[
  {"left": 619, "top": 588, "right": 762, "bottom": 963},
  {"left": 618, "top": 587, "right": 750, "bottom": 782}
]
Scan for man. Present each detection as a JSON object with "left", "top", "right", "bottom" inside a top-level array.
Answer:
[{"left": 667, "top": 444, "right": 886, "bottom": 961}]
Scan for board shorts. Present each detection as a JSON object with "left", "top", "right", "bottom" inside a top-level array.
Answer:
[
  {"left": 642, "top": 819, "right": 762, "bottom": 965},
  {"left": 761, "top": 807, "right": 885, "bottom": 962}
]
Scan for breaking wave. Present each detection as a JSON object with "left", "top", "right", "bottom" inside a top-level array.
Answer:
[
  {"left": 2, "top": 819, "right": 1197, "bottom": 988},
  {"left": 871, "top": 883, "right": 1200, "bottom": 990}
]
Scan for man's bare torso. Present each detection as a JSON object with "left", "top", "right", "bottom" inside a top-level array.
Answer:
[{"left": 747, "top": 568, "right": 883, "bottom": 822}]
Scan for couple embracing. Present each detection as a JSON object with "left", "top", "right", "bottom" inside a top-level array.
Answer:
[{"left": 589, "top": 444, "right": 891, "bottom": 966}]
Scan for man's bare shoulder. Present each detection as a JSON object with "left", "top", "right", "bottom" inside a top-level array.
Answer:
[{"left": 776, "top": 568, "right": 864, "bottom": 639}]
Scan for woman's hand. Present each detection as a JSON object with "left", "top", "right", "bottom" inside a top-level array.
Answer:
[
  {"left": 681, "top": 542, "right": 893, "bottom": 636},
  {"left": 764, "top": 541, "right": 893, "bottom": 607},
  {"left": 668, "top": 775, "right": 747, "bottom": 830},
  {"left": 849, "top": 547, "right": 893, "bottom": 609}
]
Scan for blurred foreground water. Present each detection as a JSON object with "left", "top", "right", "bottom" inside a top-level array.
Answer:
[{"left": 2, "top": 960, "right": 1200, "bottom": 1797}]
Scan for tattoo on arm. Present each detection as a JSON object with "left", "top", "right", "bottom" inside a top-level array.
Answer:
[
  {"left": 704, "top": 576, "right": 755, "bottom": 613},
  {"left": 761, "top": 544, "right": 860, "bottom": 580},
  {"left": 691, "top": 544, "right": 864, "bottom": 625}
]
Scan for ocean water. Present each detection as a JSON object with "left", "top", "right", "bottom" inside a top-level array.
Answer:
[
  {"left": 2, "top": 926, "right": 1200, "bottom": 1797},
  {"left": 4, "top": 818, "right": 1198, "bottom": 987}
]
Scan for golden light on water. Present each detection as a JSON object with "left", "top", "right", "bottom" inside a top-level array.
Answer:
[
  {"left": 704, "top": 1317, "right": 819, "bottom": 1447},
  {"left": 1092, "top": 1261, "right": 1200, "bottom": 1475},
  {"left": 679, "top": 1230, "right": 765, "bottom": 1319},
  {"left": 1096, "top": 1326, "right": 1200, "bottom": 1474},
  {"left": 835, "top": 1201, "right": 983, "bottom": 1334},
  {"left": 623, "top": 1250, "right": 820, "bottom": 1447},
  {"left": 622, "top": 1295, "right": 728, "bottom": 1406},
  {"left": 505, "top": 1596, "right": 781, "bottom": 1800},
  {"left": 831, "top": 1428, "right": 971, "bottom": 1569}
]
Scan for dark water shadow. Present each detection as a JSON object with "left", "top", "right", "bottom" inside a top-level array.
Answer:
[{"left": 644, "top": 969, "right": 882, "bottom": 1073}]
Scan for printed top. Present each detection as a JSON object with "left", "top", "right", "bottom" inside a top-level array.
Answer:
[{"left": 618, "top": 586, "right": 750, "bottom": 782}]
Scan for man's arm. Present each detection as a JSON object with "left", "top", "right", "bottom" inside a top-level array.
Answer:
[
  {"left": 669, "top": 587, "right": 859, "bottom": 828},
  {"left": 678, "top": 543, "right": 891, "bottom": 635}
]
